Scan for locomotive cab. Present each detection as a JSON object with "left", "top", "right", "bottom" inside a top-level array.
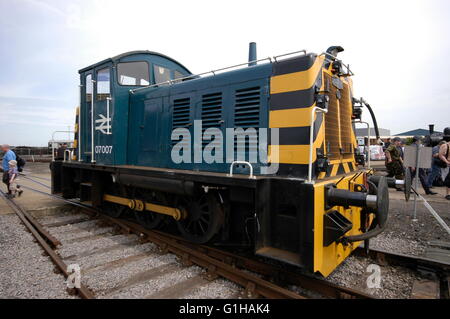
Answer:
[{"left": 77, "top": 51, "right": 191, "bottom": 165}]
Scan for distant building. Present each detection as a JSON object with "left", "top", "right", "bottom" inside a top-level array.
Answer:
[
  {"left": 355, "top": 128, "right": 391, "bottom": 138},
  {"left": 355, "top": 127, "right": 391, "bottom": 146},
  {"left": 394, "top": 128, "right": 442, "bottom": 137}
]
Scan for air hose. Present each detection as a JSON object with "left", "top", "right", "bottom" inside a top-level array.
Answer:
[
  {"left": 341, "top": 176, "right": 389, "bottom": 243},
  {"left": 360, "top": 98, "right": 381, "bottom": 142}
]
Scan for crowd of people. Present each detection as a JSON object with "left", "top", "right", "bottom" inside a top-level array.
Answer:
[{"left": 384, "top": 128, "right": 450, "bottom": 200}]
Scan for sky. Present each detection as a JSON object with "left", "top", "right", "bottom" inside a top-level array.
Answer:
[{"left": 0, "top": 0, "right": 449, "bottom": 146}]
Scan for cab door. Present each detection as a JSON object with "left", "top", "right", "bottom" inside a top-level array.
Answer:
[
  {"left": 82, "top": 72, "right": 93, "bottom": 162},
  {"left": 92, "top": 65, "right": 114, "bottom": 164}
]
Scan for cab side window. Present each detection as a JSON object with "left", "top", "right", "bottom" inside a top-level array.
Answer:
[
  {"left": 97, "top": 68, "right": 110, "bottom": 100},
  {"left": 86, "top": 74, "right": 93, "bottom": 102},
  {"left": 117, "top": 61, "right": 150, "bottom": 86},
  {"left": 174, "top": 70, "right": 184, "bottom": 80},
  {"left": 154, "top": 64, "right": 172, "bottom": 84}
]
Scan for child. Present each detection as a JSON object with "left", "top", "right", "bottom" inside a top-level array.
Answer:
[{"left": 8, "top": 160, "right": 23, "bottom": 198}]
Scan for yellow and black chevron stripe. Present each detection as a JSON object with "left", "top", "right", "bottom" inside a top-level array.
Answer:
[
  {"left": 268, "top": 54, "right": 326, "bottom": 177},
  {"left": 268, "top": 54, "right": 359, "bottom": 179}
]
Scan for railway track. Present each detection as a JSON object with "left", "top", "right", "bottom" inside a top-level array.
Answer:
[{"left": 3, "top": 179, "right": 450, "bottom": 299}]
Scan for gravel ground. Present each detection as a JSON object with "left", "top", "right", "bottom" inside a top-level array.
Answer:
[
  {"left": 106, "top": 265, "right": 204, "bottom": 299},
  {"left": 325, "top": 255, "right": 424, "bottom": 299},
  {"left": 368, "top": 197, "right": 449, "bottom": 256},
  {"left": 50, "top": 219, "right": 106, "bottom": 234},
  {"left": 53, "top": 225, "right": 115, "bottom": 243},
  {"left": 183, "top": 279, "right": 241, "bottom": 299},
  {"left": 57, "top": 234, "right": 137, "bottom": 259},
  {"left": 370, "top": 233, "right": 427, "bottom": 256},
  {"left": 0, "top": 214, "right": 76, "bottom": 299},
  {"left": 84, "top": 252, "right": 178, "bottom": 294},
  {"left": 37, "top": 213, "right": 90, "bottom": 226},
  {"left": 77, "top": 242, "right": 157, "bottom": 270},
  {"left": 29, "top": 205, "right": 80, "bottom": 218}
]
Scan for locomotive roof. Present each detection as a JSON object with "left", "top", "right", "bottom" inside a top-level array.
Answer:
[{"left": 78, "top": 50, "right": 191, "bottom": 74}]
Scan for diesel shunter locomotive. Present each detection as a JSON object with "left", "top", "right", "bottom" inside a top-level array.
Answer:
[{"left": 52, "top": 44, "right": 399, "bottom": 277}]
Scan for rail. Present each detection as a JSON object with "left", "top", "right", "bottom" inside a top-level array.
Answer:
[
  {"left": 18, "top": 184, "right": 377, "bottom": 299},
  {"left": 0, "top": 189, "right": 94, "bottom": 299}
]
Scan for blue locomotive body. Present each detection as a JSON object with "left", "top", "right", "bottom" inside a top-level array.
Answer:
[{"left": 52, "top": 47, "right": 389, "bottom": 277}]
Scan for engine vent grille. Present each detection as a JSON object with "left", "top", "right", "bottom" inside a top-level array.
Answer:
[
  {"left": 340, "top": 82, "right": 354, "bottom": 158},
  {"left": 201, "top": 93, "right": 223, "bottom": 148},
  {"left": 234, "top": 87, "right": 261, "bottom": 156},
  {"left": 172, "top": 97, "right": 191, "bottom": 146},
  {"left": 234, "top": 87, "right": 261, "bottom": 128},
  {"left": 324, "top": 74, "right": 341, "bottom": 160},
  {"left": 201, "top": 93, "right": 223, "bottom": 129},
  {"left": 324, "top": 73, "right": 355, "bottom": 161}
]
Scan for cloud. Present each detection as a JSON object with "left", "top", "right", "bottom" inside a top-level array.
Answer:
[
  {"left": 21, "top": 0, "right": 66, "bottom": 17},
  {"left": 0, "top": 96, "right": 75, "bottom": 134}
]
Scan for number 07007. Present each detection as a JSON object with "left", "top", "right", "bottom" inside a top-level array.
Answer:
[{"left": 95, "top": 145, "right": 113, "bottom": 154}]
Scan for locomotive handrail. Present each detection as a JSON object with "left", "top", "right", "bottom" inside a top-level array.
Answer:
[
  {"left": 63, "top": 149, "right": 73, "bottom": 162},
  {"left": 307, "top": 107, "right": 328, "bottom": 183},
  {"left": 228, "top": 161, "right": 255, "bottom": 179},
  {"left": 130, "top": 57, "right": 273, "bottom": 93},
  {"left": 130, "top": 49, "right": 308, "bottom": 94},
  {"left": 50, "top": 130, "right": 74, "bottom": 162},
  {"left": 78, "top": 85, "right": 83, "bottom": 162},
  {"left": 354, "top": 120, "right": 371, "bottom": 169},
  {"left": 272, "top": 50, "right": 307, "bottom": 62},
  {"left": 319, "top": 52, "right": 354, "bottom": 76},
  {"left": 106, "top": 97, "right": 112, "bottom": 135},
  {"left": 91, "top": 79, "right": 96, "bottom": 163}
]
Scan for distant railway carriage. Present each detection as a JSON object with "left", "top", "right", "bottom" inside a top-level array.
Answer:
[{"left": 52, "top": 44, "right": 395, "bottom": 277}]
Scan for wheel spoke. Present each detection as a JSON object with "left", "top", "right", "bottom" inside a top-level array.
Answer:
[
  {"left": 198, "top": 221, "right": 206, "bottom": 234},
  {"left": 176, "top": 193, "right": 222, "bottom": 244}
]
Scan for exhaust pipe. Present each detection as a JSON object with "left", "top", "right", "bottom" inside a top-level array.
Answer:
[{"left": 248, "top": 42, "right": 257, "bottom": 66}]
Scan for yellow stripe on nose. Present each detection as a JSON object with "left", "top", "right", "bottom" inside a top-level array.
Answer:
[
  {"left": 269, "top": 106, "right": 315, "bottom": 128},
  {"left": 270, "top": 56, "right": 324, "bottom": 94}
]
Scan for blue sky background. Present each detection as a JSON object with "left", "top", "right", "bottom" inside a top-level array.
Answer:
[{"left": 1, "top": 0, "right": 449, "bottom": 146}]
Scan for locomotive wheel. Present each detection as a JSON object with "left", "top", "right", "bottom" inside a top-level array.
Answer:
[
  {"left": 176, "top": 192, "right": 223, "bottom": 244},
  {"left": 102, "top": 201, "right": 127, "bottom": 218},
  {"left": 133, "top": 189, "right": 164, "bottom": 230},
  {"left": 102, "top": 184, "right": 129, "bottom": 218}
]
